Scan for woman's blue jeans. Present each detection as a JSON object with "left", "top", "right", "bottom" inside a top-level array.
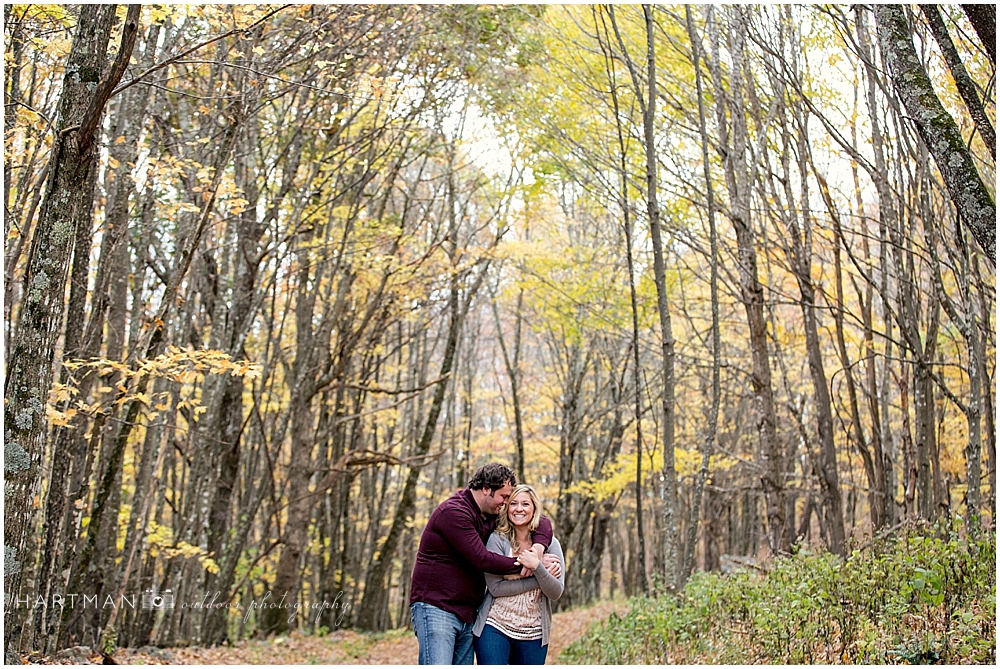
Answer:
[
  {"left": 474, "top": 623, "right": 547, "bottom": 665},
  {"left": 410, "top": 602, "right": 475, "bottom": 665}
]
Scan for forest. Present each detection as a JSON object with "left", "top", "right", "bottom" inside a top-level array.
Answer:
[{"left": 3, "top": 3, "right": 995, "bottom": 664}]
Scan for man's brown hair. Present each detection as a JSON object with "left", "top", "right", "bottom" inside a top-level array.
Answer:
[{"left": 468, "top": 462, "right": 516, "bottom": 493}]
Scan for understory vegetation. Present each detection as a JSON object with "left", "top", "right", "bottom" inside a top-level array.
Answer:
[{"left": 562, "top": 524, "right": 996, "bottom": 664}]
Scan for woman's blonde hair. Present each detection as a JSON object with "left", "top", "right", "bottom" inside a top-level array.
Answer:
[{"left": 496, "top": 484, "right": 543, "bottom": 554}]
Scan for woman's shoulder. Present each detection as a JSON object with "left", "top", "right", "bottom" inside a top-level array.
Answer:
[{"left": 487, "top": 531, "right": 511, "bottom": 549}]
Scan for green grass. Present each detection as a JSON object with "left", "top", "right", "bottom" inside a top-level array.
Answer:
[{"left": 561, "top": 523, "right": 995, "bottom": 664}]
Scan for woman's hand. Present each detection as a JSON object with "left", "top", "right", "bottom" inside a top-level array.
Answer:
[{"left": 516, "top": 547, "right": 541, "bottom": 570}]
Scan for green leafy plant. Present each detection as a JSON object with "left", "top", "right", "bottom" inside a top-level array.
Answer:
[{"left": 561, "top": 525, "right": 995, "bottom": 665}]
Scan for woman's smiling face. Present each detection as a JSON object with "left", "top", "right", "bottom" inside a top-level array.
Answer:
[{"left": 507, "top": 491, "right": 535, "bottom": 527}]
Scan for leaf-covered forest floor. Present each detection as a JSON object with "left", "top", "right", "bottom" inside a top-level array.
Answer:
[{"left": 26, "top": 599, "right": 628, "bottom": 665}]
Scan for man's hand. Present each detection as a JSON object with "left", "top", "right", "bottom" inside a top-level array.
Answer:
[
  {"left": 519, "top": 543, "right": 546, "bottom": 577},
  {"left": 541, "top": 553, "right": 561, "bottom": 578},
  {"left": 516, "top": 548, "right": 541, "bottom": 570}
]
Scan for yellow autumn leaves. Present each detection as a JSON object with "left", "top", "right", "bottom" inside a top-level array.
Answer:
[{"left": 48, "top": 347, "right": 261, "bottom": 429}]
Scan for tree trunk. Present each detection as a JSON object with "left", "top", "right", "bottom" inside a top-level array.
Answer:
[
  {"left": 682, "top": 4, "right": 721, "bottom": 583},
  {"left": 915, "top": 296, "right": 940, "bottom": 520},
  {"left": 856, "top": 6, "right": 901, "bottom": 528},
  {"left": 92, "top": 22, "right": 163, "bottom": 644},
  {"left": 258, "top": 391, "right": 317, "bottom": 635},
  {"left": 356, "top": 271, "right": 466, "bottom": 631},
  {"left": 822, "top": 176, "right": 887, "bottom": 532},
  {"left": 34, "top": 147, "right": 99, "bottom": 652},
  {"left": 555, "top": 342, "right": 587, "bottom": 555},
  {"left": 921, "top": 183, "right": 987, "bottom": 530},
  {"left": 4, "top": 6, "right": 138, "bottom": 659},
  {"left": 920, "top": 4, "right": 995, "bottom": 158},
  {"left": 960, "top": 4, "right": 995, "bottom": 65},
  {"left": 491, "top": 288, "right": 526, "bottom": 483},
  {"left": 771, "top": 75, "right": 846, "bottom": 555},
  {"left": 3, "top": 6, "right": 24, "bottom": 236},
  {"left": 608, "top": 2, "right": 675, "bottom": 592},
  {"left": 954, "top": 232, "right": 984, "bottom": 530},
  {"left": 638, "top": 3, "right": 678, "bottom": 592},
  {"left": 875, "top": 4, "right": 995, "bottom": 263},
  {"left": 973, "top": 258, "right": 995, "bottom": 518},
  {"left": 65, "top": 111, "right": 239, "bottom": 646},
  {"left": 709, "top": 5, "right": 788, "bottom": 555}
]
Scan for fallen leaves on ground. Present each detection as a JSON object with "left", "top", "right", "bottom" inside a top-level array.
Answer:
[{"left": 24, "top": 598, "right": 628, "bottom": 665}]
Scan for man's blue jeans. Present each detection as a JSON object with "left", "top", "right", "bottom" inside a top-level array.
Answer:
[{"left": 410, "top": 602, "right": 474, "bottom": 665}]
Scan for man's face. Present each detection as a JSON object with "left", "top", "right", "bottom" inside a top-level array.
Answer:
[{"left": 481, "top": 482, "right": 513, "bottom": 515}]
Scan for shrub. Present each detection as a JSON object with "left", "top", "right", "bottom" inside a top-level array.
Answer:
[{"left": 561, "top": 525, "right": 995, "bottom": 664}]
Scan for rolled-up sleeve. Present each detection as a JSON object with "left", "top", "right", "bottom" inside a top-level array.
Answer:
[
  {"left": 530, "top": 516, "right": 553, "bottom": 548},
  {"left": 533, "top": 538, "right": 565, "bottom": 600}
]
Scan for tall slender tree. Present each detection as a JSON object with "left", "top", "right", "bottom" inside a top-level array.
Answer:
[{"left": 4, "top": 6, "right": 139, "bottom": 658}]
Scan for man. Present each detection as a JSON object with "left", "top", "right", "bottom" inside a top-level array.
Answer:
[{"left": 409, "top": 463, "right": 561, "bottom": 665}]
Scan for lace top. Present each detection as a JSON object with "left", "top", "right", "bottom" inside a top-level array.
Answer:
[{"left": 485, "top": 584, "right": 544, "bottom": 640}]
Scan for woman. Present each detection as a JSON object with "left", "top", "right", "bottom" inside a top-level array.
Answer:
[{"left": 473, "top": 484, "right": 565, "bottom": 664}]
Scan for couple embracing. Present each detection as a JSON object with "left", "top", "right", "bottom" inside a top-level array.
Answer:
[{"left": 409, "top": 463, "right": 565, "bottom": 665}]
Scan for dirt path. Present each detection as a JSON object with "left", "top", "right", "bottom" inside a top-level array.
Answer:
[{"left": 101, "top": 599, "right": 627, "bottom": 665}]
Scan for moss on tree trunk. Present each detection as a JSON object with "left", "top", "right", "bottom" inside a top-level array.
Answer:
[{"left": 874, "top": 5, "right": 995, "bottom": 264}]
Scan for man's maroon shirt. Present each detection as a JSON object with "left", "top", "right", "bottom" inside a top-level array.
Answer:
[{"left": 409, "top": 487, "right": 553, "bottom": 623}]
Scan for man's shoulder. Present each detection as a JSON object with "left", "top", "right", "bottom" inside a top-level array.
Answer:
[{"left": 430, "top": 488, "right": 475, "bottom": 522}]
